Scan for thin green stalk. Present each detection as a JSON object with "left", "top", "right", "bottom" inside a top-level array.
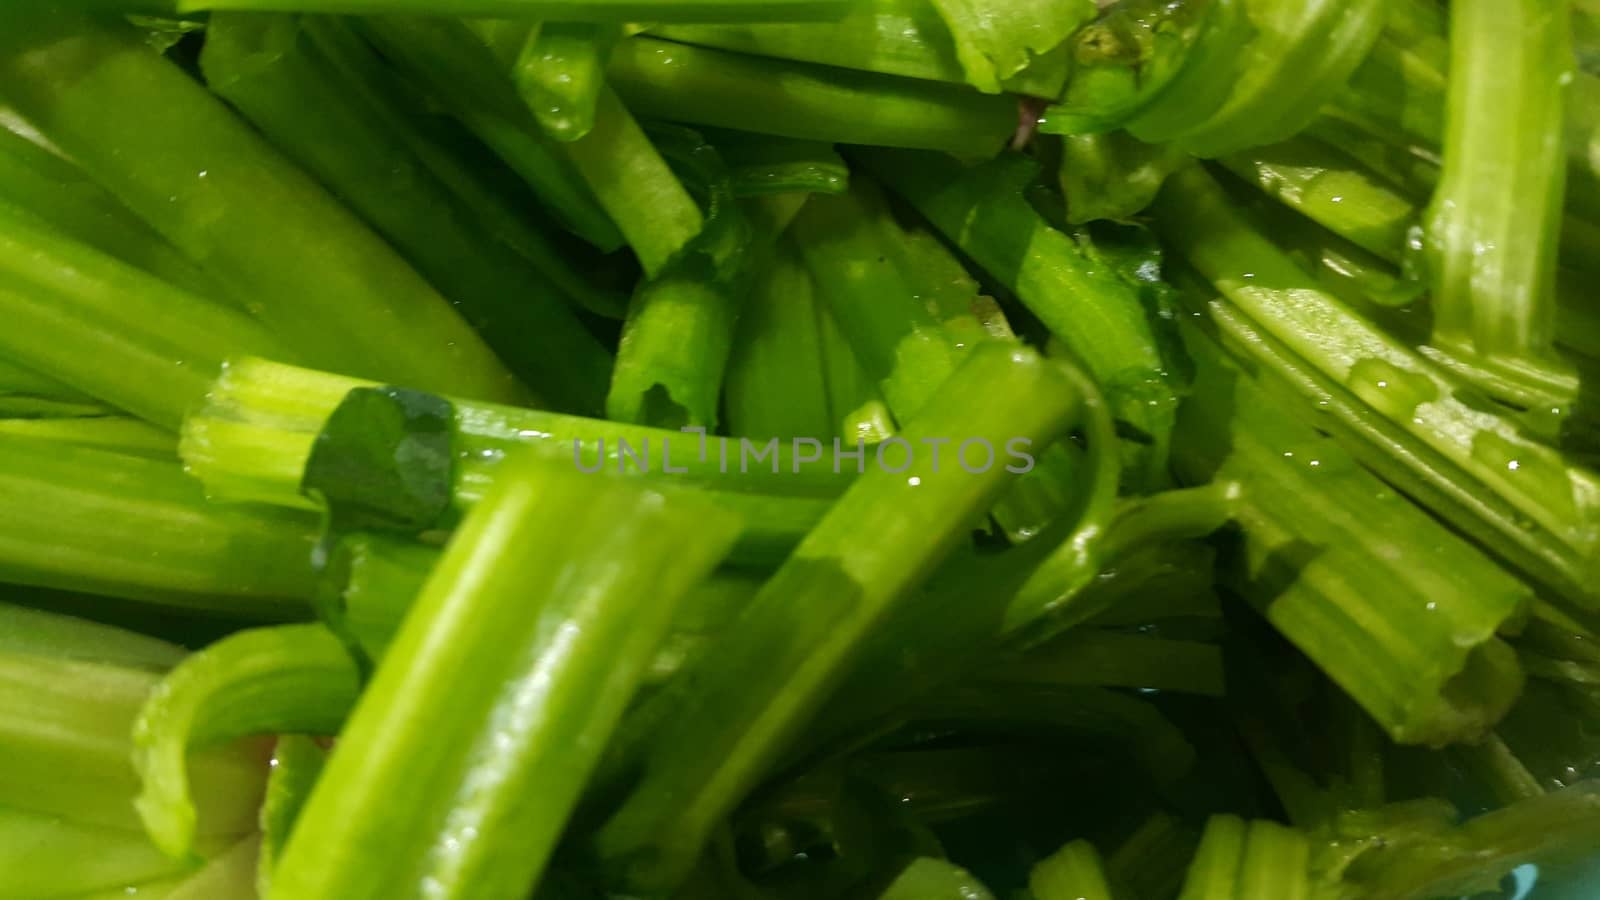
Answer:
[
  {"left": 132, "top": 624, "right": 360, "bottom": 858},
  {"left": 1219, "top": 137, "right": 1416, "bottom": 263},
  {"left": 1452, "top": 734, "right": 1545, "bottom": 807},
  {"left": 723, "top": 234, "right": 836, "bottom": 441},
  {"left": 1421, "top": 0, "right": 1576, "bottom": 410},
  {"left": 878, "top": 858, "right": 996, "bottom": 899},
  {"left": 1029, "top": 839, "right": 1116, "bottom": 900},
  {"left": 0, "top": 7, "right": 523, "bottom": 403},
  {"left": 1040, "top": 0, "right": 1222, "bottom": 136},
  {"left": 0, "top": 433, "right": 318, "bottom": 616},
  {"left": 201, "top": 13, "right": 614, "bottom": 414},
  {"left": 357, "top": 16, "right": 624, "bottom": 252},
  {"left": 653, "top": 0, "right": 1071, "bottom": 97},
  {"left": 926, "top": 0, "right": 1093, "bottom": 94},
  {"left": 1227, "top": 182, "right": 1422, "bottom": 310},
  {"left": 0, "top": 356, "right": 82, "bottom": 400},
  {"left": 68, "top": 0, "right": 852, "bottom": 21},
  {"left": 893, "top": 684, "right": 1196, "bottom": 787},
  {"left": 817, "top": 298, "right": 896, "bottom": 442},
  {"left": 1305, "top": 110, "right": 1441, "bottom": 199},
  {"left": 594, "top": 343, "right": 1091, "bottom": 891},
  {"left": 0, "top": 417, "right": 177, "bottom": 458},
  {"left": 990, "top": 628, "right": 1224, "bottom": 696},
  {"left": 0, "top": 600, "right": 185, "bottom": 671},
  {"left": 858, "top": 148, "right": 1178, "bottom": 486},
  {"left": 1175, "top": 0, "right": 1385, "bottom": 158},
  {"left": 1156, "top": 166, "right": 1600, "bottom": 605},
  {"left": 256, "top": 736, "right": 326, "bottom": 900},
  {"left": 514, "top": 22, "right": 619, "bottom": 142},
  {"left": 0, "top": 395, "right": 109, "bottom": 419},
  {"left": 1121, "top": 0, "right": 1253, "bottom": 145},
  {"left": 705, "top": 128, "right": 850, "bottom": 197},
  {"left": 1173, "top": 325, "right": 1530, "bottom": 745},
  {"left": 0, "top": 200, "right": 286, "bottom": 431},
  {"left": 302, "top": 16, "right": 628, "bottom": 320},
  {"left": 272, "top": 456, "right": 741, "bottom": 900},
  {"left": 607, "top": 36, "right": 1015, "bottom": 156},
  {"left": 0, "top": 124, "right": 223, "bottom": 299}
]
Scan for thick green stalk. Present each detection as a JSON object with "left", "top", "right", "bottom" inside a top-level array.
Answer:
[
  {"left": 357, "top": 16, "right": 624, "bottom": 252},
  {"left": 594, "top": 343, "right": 1090, "bottom": 891},
  {"left": 0, "top": 200, "right": 285, "bottom": 431},
  {"left": 317, "top": 532, "right": 759, "bottom": 682},
  {"left": 858, "top": 148, "right": 1178, "bottom": 484},
  {"left": 1156, "top": 166, "right": 1600, "bottom": 605},
  {"left": 607, "top": 36, "right": 1015, "bottom": 156},
  {"left": 1108, "top": 811, "right": 1199, "bottom": 900},
  {"left": 792, "top": 184, "right": 962, "bottom": 420},
  {"left": 1350, "top": 783, "right": 1600, "bottom": 899},
  {"left": 1219, "top": 137, "right": 1416, "bottom": 263},
  {"left": 794, "top": 174, "right": 1094, "bottom": 537},
  {"left": 301, "top": 16, "right": 627, "bottom": 321},
  {"left": 316, "top": 533, "right": 443, "bottom": 663},
  {"left": 0, "top": 805, "right": 238, "bottom": 899},
  {"left": 1421, "top": 0, "right": 1576, "bottom": 410},
  {"left": 653, "top": 0, "right": 1071, "bottom": 98},
  {"left": 724, "top": 234, "right": 836, "bottom": 441},
  {"left": 67, "top": 0, "right": 851, "bottom": 20},
  {"left": 0, "top": 125, "right": 222, "bottom": 298},
  {"left": 0, "top": 433, "right": 318, "bottom": 615},
  {"left": 558, "top": 85, "right": 705, "bottom": 276},
  {"left": 1057, "top": 130, "right": 1186, "bottom": 224},
  {"left": 272, "top": 456, "right": 740, "bottom": 900},
  {"left": 1029, "top": 839, "right": 1116, "bottom": 900},
  {"left": 1174, "top": 327, "right": 1530, "bottom": 745},
  {"left": 0, "top": 650, "right": 265, "bottom": 838},
  {"left": 607, "top": 192, "right": 793, "bottom": 430},
  {"left": 514, "top": 22, "right": 618, "bottom": 141},
  {"left": 201, "top": 13, "right": 613, "bottom": 414},
  {"left": 1176, "top": 816, "right": 1311, "bottom": 900},
  {"left": 606, "top": 270, "right": 744, "bottom": 428},
  {"left": 0, "top": 7, "right": 522, "bottom": 403},
  {"left": 132, "top": 625, "right": 360, "bottom": 857},
  {"left": 182, "top": 357, "right": 852, "bottom": 505}
]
